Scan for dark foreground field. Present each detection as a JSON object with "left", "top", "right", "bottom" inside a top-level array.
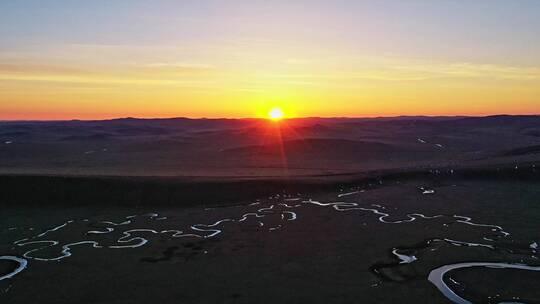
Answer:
[
  {"left": 1, "top": 167, "right": 539, "bottom": 303},
  {"left": 1, "top": 116, "right": 540, "bottom": 303}
]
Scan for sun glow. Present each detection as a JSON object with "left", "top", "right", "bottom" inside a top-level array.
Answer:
[{"left": 268, "top": 107, "right": 285, "bottom": 121}]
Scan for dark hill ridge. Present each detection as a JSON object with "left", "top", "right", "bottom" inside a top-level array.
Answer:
[
  {"left": 0, "top": 115, "right": 539, "bottom": 176},
  {"left": 1, "top": 115, "right": 538, "bottom": 132},
  {"left": 60, "top": 133, "right": 114, "bottom": 141},
  {"left": 222, "top": 138, "right": 397, "bottom": 156},
  {"left": 503, "top": 144, "right": 540, "bottom": 156}
]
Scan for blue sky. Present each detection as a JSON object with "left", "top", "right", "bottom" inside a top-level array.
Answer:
[{"left": 3, "top": 0, "right": 540, "bottom": 64}]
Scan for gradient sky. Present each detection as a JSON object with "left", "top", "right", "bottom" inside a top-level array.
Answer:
[{"left": 1, "top": 0, "right": 539, "bottom": 119}]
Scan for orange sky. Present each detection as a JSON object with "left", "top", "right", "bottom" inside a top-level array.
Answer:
[{"left": 1, "top": 1, "right": 539, "bottom": 120}]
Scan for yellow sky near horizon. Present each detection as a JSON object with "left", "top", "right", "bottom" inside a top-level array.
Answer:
[{"left": 2, "top": 43, "right": 539, "bottom": 120}]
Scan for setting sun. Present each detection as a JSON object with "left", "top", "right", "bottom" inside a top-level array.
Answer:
[{"left": 268, "top": 108, "right": 285, "bottom": 121}]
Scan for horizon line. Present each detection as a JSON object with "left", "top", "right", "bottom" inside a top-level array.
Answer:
[{"left": 1, "top": 113, "right": 540, "bottom": 123}]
